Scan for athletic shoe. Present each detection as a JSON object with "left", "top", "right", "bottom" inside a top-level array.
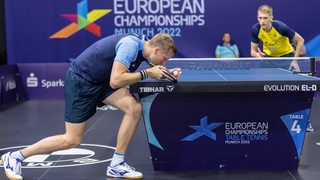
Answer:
[
  {"left": 107, "top": 162, "right": 143, "bottom": 179},
  {"left": 1, "top": 152, "right": 23, "bottom": 180},
  {"left": 307, "top": 122, "right": 314, "bottom": 132}
]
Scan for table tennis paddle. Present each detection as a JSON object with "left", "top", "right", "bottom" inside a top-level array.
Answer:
[{"left": 146, "top": 61, "right": 178, "bottom": 83}]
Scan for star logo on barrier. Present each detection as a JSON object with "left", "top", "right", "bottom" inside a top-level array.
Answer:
[
  {"left": 50, "top": 0, "right": 112, "bottom": 38},
  {"left": 181, "top": 116, "right": 223, "bottom": 141}
]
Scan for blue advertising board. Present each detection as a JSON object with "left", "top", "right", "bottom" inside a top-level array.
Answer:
[
  {"left": 0, "top": 65, "right": 26, "bottom": 108},
  {"left": 17, "top": 63, "right": 70, "bottom": 99},
  {"left": 4, "top": 0, "right": 320, "bottom": 64},
  {"left": 139, "top": 88, "right": 313, "bottom": 170}
]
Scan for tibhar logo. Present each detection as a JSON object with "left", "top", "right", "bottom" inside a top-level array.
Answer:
[
  {"left": 166, "top": 85, "right": 174, "bottom": 92},
  {"left": 0, "top": 144, "right": 115, "bottom": 168},
  {"left": 27, "top": 73, "right": 38, "bottom": 87},
  {"left": 139, "top": 86, "right": 175, "bottom": 93},
  {"left": 50, "top": 0, "right": 112, "bottom": 38},
  {"left": 181, "top": 116, "right": 224, "bottom": 141},
  {"left": 139, "top": 86, "right": 165, "bottom": 93}
]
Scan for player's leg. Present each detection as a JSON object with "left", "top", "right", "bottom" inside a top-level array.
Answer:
[
  {"left": 1, "top": 69, "right": 96, "bottom": 180},
  {"left": 21, "top": 121, "right": 87, "bottom": 157},
  {"left": 104, "top": 88, "right": 142, "bottom": 154},
  {"left": 1, "top": 121, "right": 87, "bottom": 180},
  {"left": 104, "top": 87, "right": 143, "bottom": 179},
  {"left": 21, "top": 69, "right": 97, "bottom": 157}
]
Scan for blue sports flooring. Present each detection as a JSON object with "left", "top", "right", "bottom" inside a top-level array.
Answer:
[{"left": 0, "top": 98, "right": 320, "bottom": 180}]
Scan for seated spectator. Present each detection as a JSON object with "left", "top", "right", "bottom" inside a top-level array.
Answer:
[{"left": 215, "top": 32, "right": 240, "bottom": 58}]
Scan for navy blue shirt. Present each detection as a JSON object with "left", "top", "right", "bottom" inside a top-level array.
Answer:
[{"left": 71, "top": 34, "right": 147, "bottom": 83}]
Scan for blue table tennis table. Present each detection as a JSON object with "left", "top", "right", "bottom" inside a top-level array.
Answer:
[
  {"left": 130, "top": 63, "right": 320, "bottom": 171},
  {"left": 131, "top": 67, "right": 320, "bottom": 93}
]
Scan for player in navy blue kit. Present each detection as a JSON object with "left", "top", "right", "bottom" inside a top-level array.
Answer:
[{"left": 1, "top": 33, "right": 180, "bottom": 179}]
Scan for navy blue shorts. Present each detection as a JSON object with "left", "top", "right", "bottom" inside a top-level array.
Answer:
[{"left": 64, "top": 69, "right": 116, "bottom": 123}]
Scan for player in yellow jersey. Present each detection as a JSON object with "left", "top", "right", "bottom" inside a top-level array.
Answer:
[
  {"left": 250, "top": 5, "right": 313, "bottom": 132},
  {"left": 250, "top": 4, "right": 304, "bottom": 72}
]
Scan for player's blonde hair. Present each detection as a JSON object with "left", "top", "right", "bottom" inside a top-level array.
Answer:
[
  {"left": 258, "top": 5, "right": 273, "bottom": 16},
  {"left": 149, "top": 33, "right": 177, "bottom": 54}
]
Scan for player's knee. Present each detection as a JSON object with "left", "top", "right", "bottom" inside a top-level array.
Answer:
[
  {"left": 133, "top": 100, "right": 142, "bottom": 116},
  {"left": 63, "top": 136, "right": 82, "bottom": 148},
  {"left": 135, "top": 101, "right": 143, "bottom": 114},
  {"left": 126, "top": 99, "right": 142, "bottom": 117}
]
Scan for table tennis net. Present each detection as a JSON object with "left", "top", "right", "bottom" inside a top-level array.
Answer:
[{"left": 162, "top": 57, "right": 316, "bottom": 76}]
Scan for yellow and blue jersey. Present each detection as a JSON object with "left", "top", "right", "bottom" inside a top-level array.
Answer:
[{"left": 251, "top": 20, "right": 295, "bottom": 57}]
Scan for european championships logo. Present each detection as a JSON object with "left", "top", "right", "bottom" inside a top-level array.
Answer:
[{"left": 50, "top": 0, "right": 111, "bottom": 38}]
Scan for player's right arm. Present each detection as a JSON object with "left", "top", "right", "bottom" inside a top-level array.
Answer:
[
  {"left": 109, "top": 61, "right": 141, "bottom": 89},
  {"left": 110, "top": 61, "right": 168, "bottom": 89},
  {"left": 250, "top": 24, "right": 265, "bottom": 58},
  {"left": 250, "top": 42, "right": 264, "bottom": 58}
]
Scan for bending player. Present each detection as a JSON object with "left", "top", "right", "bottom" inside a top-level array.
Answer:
[
  {"left": 250, "top": 4, "right": 304, "bottom": 72},
  {"left": 1, "top": 33, "right": 181, "bottom": 179}
]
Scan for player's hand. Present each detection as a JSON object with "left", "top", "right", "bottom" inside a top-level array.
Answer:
[
  {"left": 289, "top": 60, "right": 301, "bottom": 72},
  {"left": 256, "top": 48, "right": 265, "bottom": 58},
  {"left": 147, "top": 65, "right": 169, "bottom": 80},
  {"left": 169, "top": 68, "right": 182, "bottom": 79}
]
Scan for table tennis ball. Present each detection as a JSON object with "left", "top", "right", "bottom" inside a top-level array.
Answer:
[{"left": 173, "top": 70, "right": 178, "bottom": 76}]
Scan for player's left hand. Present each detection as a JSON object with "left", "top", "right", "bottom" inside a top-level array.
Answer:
[
  {"left": 289, "top": 60, "right": 301, "bottom": 72},
  {"left": 148, "top": 65, "right": 168, "bottom": 80},
  {"left": 169, "top": 68, "right": 182, "bottom": 79}
]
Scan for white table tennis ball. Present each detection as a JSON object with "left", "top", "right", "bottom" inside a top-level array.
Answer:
[{"left": 173, "top": 70, "right": 178, "bottom": 76}]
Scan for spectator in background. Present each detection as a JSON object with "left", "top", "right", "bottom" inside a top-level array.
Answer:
[{"left": 215, "top": 32, "right": 240, "bottom": 58}]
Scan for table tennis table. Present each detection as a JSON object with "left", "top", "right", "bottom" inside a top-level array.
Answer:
[
  {"left": 130, "top": 59, "right": 320, "bottom": 171},
  {"left": 130, "top": 67, "right": 320, "bottom": 93}
]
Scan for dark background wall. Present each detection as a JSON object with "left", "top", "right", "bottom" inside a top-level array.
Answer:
[{"left": 0, "top": 0, "right": 6, "bottom": 65}]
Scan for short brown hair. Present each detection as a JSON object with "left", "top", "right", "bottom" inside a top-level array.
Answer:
[
  {"left": 149, "top": 33, "right": 177, "bottom": 54},
  {"left": 258, "top": 5, "right": 273, "bottom": 16}
]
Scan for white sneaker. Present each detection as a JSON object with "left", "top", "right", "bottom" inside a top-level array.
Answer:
[
  {"left": 306, "top": 122, "right": 314, "bottom": 132},
  {"left": 1, "top": 152, "right": 23, "bottom": 180},
  {"left": 107, "top": 162, "right": 143, "bottom": 179}
]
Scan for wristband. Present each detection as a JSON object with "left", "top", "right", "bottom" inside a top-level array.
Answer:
[{"left": 140, "top": 69, "right": 148, "bottom": 80}]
